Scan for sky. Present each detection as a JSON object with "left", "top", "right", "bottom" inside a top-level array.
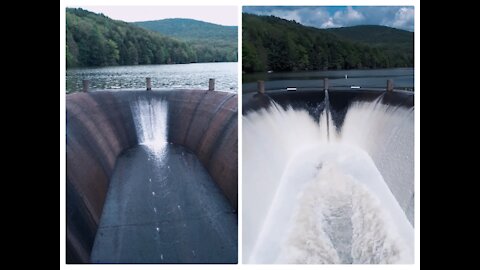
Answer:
[
  {"left": 74, "top": 6, "right": 238, "bottom": 26},
  {"left": 243, "top": 6, "right": 414, "bottom": 31}
]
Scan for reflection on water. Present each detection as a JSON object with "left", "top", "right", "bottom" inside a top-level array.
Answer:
[{"left": 66, "top": 62, "right": 237, "bottom": 93}]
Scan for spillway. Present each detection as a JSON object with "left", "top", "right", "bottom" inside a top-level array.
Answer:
[
  {"left": 66, "top": 90, "right": 238, "bottom": 263},
  {"left": 243, "top": 89, "right": 414, "bottom": 264}
]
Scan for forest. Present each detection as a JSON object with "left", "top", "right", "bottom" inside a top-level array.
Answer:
[
  {"left": 66, "top": 8, "right": 237, "bottom": 68},
  {"left": 135, "top": 19, "right": 237, "bottom": 63},
  {"left": 242, "top": 14, "right": 413, "bottom": 73}
]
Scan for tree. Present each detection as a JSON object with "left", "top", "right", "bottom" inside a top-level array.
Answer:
[
  {"left": 242, "top": 13, "right": 414, "bottom": 73},
  {"left": 66, "top": 8, "right": 236, "bottom": 68},
  {"left": 105, "top": 39, "right": 119, "bottom": 65}
]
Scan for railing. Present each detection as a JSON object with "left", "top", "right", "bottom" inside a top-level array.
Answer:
[
  {"left": 81, "top": 77, "right": 400, "bottom": 93},
  {"left": 254, "top": 78, "right": 398, "bottom": 94}
]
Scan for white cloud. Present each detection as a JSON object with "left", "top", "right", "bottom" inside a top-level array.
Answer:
[
  {"left": 298, "top": 6, "right": 366, "bottom": 29},
  {"left": 392, "top": 7, "right": 414, "bottom": 30},
  {"left": 333, "top": 6, "right": 365, "bottom": 25},
  {"left": 267, "top": 7, "right": 331, "bottom": 27},
  {"left": 302, "top": 8, "right": 331, "bottom": 27},
  {"left": 269, "top": 9, "right": 303, "bottom": 23},
  {"left": 321, "top": 18, "right": 341, "bottom": 28},
  {"left": 244, "top": 6, "right": 414, "bottom": 31}
]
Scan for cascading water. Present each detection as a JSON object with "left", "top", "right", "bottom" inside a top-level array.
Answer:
[
  {"left": 92, "top": 96, "right": 237, "bottom": 263},
  {"left": 342, "top": 99, "right": 414, "bottom": 223},
  {"left": 131, "top": 98, "right": 169, "bottom": 157},
  {"left": 243, "top": 95, "right": 414, "bottom": 264}
]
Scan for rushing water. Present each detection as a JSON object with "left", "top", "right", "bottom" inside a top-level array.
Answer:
[
  {"left": 242, "top": 68, "right": 413, "bottom": 92},
  {"left": 91, "top": 96, "right": 237, "bottom": 263},
  {"left": 66, "top": 62, "right": 237, "bottom": 93},
  {"left": 131, "top": 98, "right": 169, "bottom": 156},
  {"left": 243, "top": 95, "right": 414, "bottom": 264}
]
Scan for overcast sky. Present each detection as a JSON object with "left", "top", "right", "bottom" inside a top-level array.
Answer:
[
  {"left": 73, "top": 6, "right": 238, "bottom": 26},
  {"left": 243, "top": 6, "right": 414, "bottom": 31}
]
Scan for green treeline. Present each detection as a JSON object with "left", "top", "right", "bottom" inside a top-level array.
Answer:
[
  {"left": 242, "top": 14, "right": 414, "bottom": 73},
  {"left": 135, "top": 19, "right": 237, "bottom": 63},
  {"left": 66, "top": 8, "right": 236, "bottom": 68}
]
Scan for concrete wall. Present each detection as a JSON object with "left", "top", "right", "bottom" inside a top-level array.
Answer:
[{"left": 66, "top": 90, "right": 237, "bottom": 263}]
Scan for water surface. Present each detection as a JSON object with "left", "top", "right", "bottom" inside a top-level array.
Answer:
[{"left": 66, "top": 62, "right": 237, "bottom": 93}]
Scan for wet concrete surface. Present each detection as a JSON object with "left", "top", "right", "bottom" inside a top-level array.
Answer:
[{"left": 91, "top": 144, "right": 237, "bottom": 263}]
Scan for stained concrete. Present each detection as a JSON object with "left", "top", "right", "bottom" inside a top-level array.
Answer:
[
  {"left": 66, "top": 90, "right": 238, "bottom": 263},
  {"left": 91, "top": 144, "right": 237, "bottom": 263}
]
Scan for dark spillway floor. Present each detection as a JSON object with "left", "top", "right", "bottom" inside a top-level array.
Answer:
[{"left": 91, "top": 144, "right": 237, "bottom": 263}]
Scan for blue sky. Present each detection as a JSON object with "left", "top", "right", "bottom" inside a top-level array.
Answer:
[{"left": 243, "top": 6, "right": 414, "bottom": 31}]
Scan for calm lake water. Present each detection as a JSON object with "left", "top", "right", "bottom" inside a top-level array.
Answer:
[
  {"left": 243, "top": 68, "right": 414, "bottom": 92},
  {"left": 66, "top": 62, "right": 237, "bottom": 93}
]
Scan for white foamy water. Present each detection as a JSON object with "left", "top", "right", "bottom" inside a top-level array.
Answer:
[
  {"left": 243, "top": 96, "right": 414, "bottom": 264},
  {"left": 342, "top": 100, "right": 414, "bottom": 223},
  {"left": 131, "top": 98, "right": 168, "bottom": 156}
]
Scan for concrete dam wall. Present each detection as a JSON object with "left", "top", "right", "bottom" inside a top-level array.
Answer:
[
  {"left": 242, "top": 89, "right": 414, "bottom": 263},
  {"left": 66, "top": 90, "right": 237, "bottom": 263}
]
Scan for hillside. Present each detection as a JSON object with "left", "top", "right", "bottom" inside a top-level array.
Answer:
[
  {"left": 326, "top": 25, "right": 413, "bottom": 47},
  {"left": 135, "top": 19, "right": 237, "bottom": 42},
  {"left": 326, "top": 25, "right": 413, "bottom": 64},
  {"left": 242, "top": 14, "right": 413, "bottom": 72},
  {"left": 135, "top": 19, "right": 237, "bottom": 63},
  {"left": 66, "top": 8, "right": 235, "bottom": 68}
]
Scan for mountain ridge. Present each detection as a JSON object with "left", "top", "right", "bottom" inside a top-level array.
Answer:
[
  {"left": 134, "top": 18, "right": 238, "bottom": 43},
  {"left": 325, "top": 25, "right": 413, "bottom": 48},
  {"left": 66, "top": 8, "right": 237, "bottom": 68},
  {"left": 135, "top": 18, "right": 238, "bottom": 66},
  {"left": 242, "top": 14, "right": 413, "bottom": 72},
  {"left": 134, "top": 18, "right": 237, "bottom": 42}
]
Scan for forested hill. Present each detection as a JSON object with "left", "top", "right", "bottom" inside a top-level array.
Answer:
[
  {"left": 135, "top": 19, "right": 236, "bottom": 42},
  {"left": 242, "top": 14, "right": 413, "bottom": 73},
  {"left": 135, "top": 19, "right": 237, "bottom": 64},
  {"left": 66, "top": 8, "right": 236, "bottom": 68},
  {"left": 326, "top": 25, "right": 413, "bottom": 64},
  {"left": 326, "top": 25, "right": 413, "bottom": 47}
]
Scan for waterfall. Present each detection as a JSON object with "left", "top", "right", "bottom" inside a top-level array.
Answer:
[
  {"left": 243, "top": 97, "right": 414, "bottom": 264},
  {"left": 131, "top": 98, "right": 168, "bottom": 156}
]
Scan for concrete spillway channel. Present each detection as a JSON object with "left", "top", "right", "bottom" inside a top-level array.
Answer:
[
  {"left": 242, "top": 88, "right": 414, "bottom": 264},
  {"left": 66, "top": 90, "right": 238, "bottom": 263}
]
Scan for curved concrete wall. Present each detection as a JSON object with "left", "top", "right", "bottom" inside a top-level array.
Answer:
[
  {"left": 66, "top": 90, "right": 237, "bottom": 263},
  {"left": 243, "top": 90, "right": 413, "bottom": 116}
]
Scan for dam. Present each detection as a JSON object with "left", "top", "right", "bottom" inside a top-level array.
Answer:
[
  {"left": 242, "top": 80, "right": 414, "bottom": 264},
  {"left": 66, "top": 88, "right": 238, "bottom": 263}
]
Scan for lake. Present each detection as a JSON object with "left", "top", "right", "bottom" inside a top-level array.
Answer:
[
  {"left": 242, "top": 68, "right": 414, "bottom": 92},
  {"left": 66, "top": 62, "right": 237, "bottom": 93}
]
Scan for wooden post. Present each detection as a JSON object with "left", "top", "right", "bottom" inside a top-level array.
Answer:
[
  {"left": 387, "top": 79, "right": 394, "bottom": 92},
  {"left": 257, "top": 80, "right": 265, "bottom": 94},
  {"left": 324, "top": 78, "right": 329, "bottom": 90},
  {"left": 208, "top": 78, "right": 215, "bottom": 91},
  {"left": 146, "top": 77, "right": 152, "bottom": 91},
  {"left": 82, "top": 80, "right": 89, "bottom": 92}
]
